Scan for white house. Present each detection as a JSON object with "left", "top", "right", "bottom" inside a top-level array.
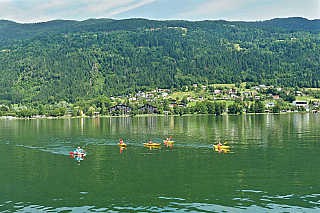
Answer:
[
  {"left": 265, "top": 102, "right": 275, "bottom": 108},
  {"left": 292, "top": 101, "right": 308, "bottom": 108},
  {"left": 243, "top": 91, "right": 251, "bottom": 96},
  {"left": 214, "top": 89, "right": 223, "bottom": 94},
  {"left": 162, "top": 92, "right": 168, "bottom": 98},
  {"left": 259, "top": 85, "right": 267, "bottom": 89}
]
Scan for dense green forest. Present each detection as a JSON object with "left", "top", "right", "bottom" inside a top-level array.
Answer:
[{"left": 0, "top": 17, "right": 319, "bottom": 104}]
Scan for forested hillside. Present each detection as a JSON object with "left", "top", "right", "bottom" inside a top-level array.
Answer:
[
  {"left": 243, "top": 17, "right": 320, "bottom": 31},
  {"left": 0, "top": 18, "right": 319, "bottom": 104}
]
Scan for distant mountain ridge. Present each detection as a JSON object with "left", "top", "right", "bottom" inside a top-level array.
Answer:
[
  {"left": 0, "top": 17, "right": 319, "bottom": 47},
  {"left": 242, "top": 17, "right": 320, "bottom": 31},
  {"left": 0, "top": 17, "right": 319, "bottom": 104}
]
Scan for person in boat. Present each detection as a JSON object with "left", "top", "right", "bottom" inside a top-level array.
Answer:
[
  {"left": 74, "top": 146, "right": 83, "bottom": 154},
  {"left": 217, "top": 141, "right": 223, "bottom": 147},
  {"left": 166, "top": 138, "right": 169, "bottom": 142},
  {"left": 149, "top": 139, "right": 153, "bottom": 144},
  {"left": 119, "top": 139, "right": 124, "bottom": 144}
]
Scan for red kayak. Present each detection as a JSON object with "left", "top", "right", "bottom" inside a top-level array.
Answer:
[{"left": 69, "top": 152, "right": 86, "bottom": 155}]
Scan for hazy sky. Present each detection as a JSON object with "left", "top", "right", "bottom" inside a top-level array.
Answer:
[{"left": 0, "top": 0, "right": 319, "bottom": 23}]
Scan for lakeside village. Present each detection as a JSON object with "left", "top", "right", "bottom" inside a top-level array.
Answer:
[{"left": 1, "top": 84, "right": 320, "bottom": 119}]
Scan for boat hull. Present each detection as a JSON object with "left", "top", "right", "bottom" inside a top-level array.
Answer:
[
  {"left": 213, "top": 145, "right": 230, "bottom": 149},
  {"left": 143, "top": 143, "right": 161, "bottom": 146}
]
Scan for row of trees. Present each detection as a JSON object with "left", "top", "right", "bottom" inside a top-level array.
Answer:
[{"left": 1, "top": 96, "right": 311, "bottom": 118}]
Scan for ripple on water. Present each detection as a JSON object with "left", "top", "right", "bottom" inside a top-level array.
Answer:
[{"left": 1, "top": 194, "right": 320, "bottom": 213}]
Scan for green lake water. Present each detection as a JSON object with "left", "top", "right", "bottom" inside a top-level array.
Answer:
[{"left": 0, "top": 114, "right": 319, "bottom": 212}]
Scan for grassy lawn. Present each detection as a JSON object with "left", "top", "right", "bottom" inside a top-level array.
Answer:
[
  {"left": 303, "top": 88, "right": 320, "bottom": 91},
  {"left": 172, "top": 91, "right": 196, "bottom": 98},
  {"left": 171, "top": 91, "right": 211, "bottom": 99},
  {"left": 187, "top": 100, "right": 236, "bottom": 107},
  {"left": 208, "top": 83, "right": 235, "bottom": 88},
  {"left": 296, "top": 96, "right": 320, "bottom": 102},
  {"left": 172, "top": 83, "right": 251, "bottom": 99},
  {"left": 188, "top": 102, "right": 197, "bottom": 107},
  {"left": 223, "top": 100, "right": 235, "bottom": 106},
  {"left": 210, "top": 82, "right": 246, "bottom": 89}
]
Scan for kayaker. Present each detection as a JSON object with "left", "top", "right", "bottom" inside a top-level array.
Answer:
[
  {"left": 217, "top": 141, "right": 222, "bottom": 147},
  {"left": 149, "top": 139, "right": 153, "bottom": 144},
  {"left": 119, "top": 139, "right": 124, "bottom": 144},
  {"left": 74, "top": 146, "right": 83, "bottom": 154}
]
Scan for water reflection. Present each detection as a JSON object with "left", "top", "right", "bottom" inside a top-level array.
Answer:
[
  {"left": 3, "top": 199, "right": 319, "bottom": 213},
  {"left": 1, "top": 113, "right": 314, "bottom": 149},
  {"left": 118, "top": 139, "right": 127, "bottom": 153},
  {"left": 1, "top": 114, "right": 320, "bottom": 212},
  {"left": 143, "top": 144, "right": 161, "bottom": 151},
  {"left": 163, "top": 141, "right": 174, "bottom": 148},
  {"left": 119, "top": 146, "right": 126, "bottom": 153},
  {"left": 70, "top": 153, "right": 86, "bottom": 164}
]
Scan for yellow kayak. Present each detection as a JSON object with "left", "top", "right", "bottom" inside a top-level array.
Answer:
[
  {"left": 215, "top": 148, "right": 230, "bottom": 153},
  {"left": 118, "top": 143, "right": 127, "bottom": 147},
  {"left": 213, "top": 145, "right": 230, "bottom": 149},
  {"left": 163, "top": 140, "right": 174, "bottom": 143},
  {"left": 143, "top": 143, "right": 161, "bottom": 146}
]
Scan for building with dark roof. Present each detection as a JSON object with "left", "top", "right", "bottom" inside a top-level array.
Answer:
[
  {"left": 109, "top": 104, "right": 131, "bottom": 115},
  {"left": 138, "top": 104, "right": 158, "bottom": 114}
]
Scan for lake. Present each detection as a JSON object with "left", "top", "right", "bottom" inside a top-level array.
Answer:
[{"left": 0, "top": 114, "right": 319, "bottom": 212}]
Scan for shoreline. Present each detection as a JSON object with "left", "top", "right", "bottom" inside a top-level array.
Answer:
[{"left": 0, "top": 111, "right": 312, "bottom": 120}]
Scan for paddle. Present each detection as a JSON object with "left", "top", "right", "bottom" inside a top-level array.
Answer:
[{"left": 165, "top": 135, "right": 172, "bottom": 142}]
